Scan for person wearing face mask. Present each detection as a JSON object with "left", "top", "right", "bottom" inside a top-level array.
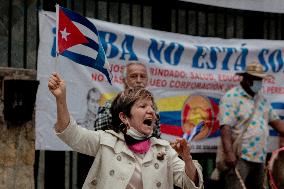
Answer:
[
  {"left": 78, "top": 61, "right": 161, "bottom": 187},
  {"left": 218, "top": 61, "right": 284, "bottom": 189},
  {"left": 48, "top": 75, "right": 204, "bottom": 189}
]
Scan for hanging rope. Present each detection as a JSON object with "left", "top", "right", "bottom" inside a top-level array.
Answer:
[{"left": 235, "top": 167, "right": 247, "bottom": 189}]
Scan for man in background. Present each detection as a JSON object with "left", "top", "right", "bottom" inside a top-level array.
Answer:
[
  {"left": 219, "top": 61, "right": 284, "bottom": 189},
  {"left": 94, "top": 61, "right": 161, "bottom": 138}
]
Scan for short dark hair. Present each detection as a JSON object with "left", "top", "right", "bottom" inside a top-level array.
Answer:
[
  {"left": 110, "top": 88, "right": 154, "bottom": 133},
  {"left": 86, "top": 88, "right": 100, "bottom": 101}
]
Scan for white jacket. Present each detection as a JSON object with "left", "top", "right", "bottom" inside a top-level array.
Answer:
[{"left": 56, "top": 117, "right": 204, "bottom": 189}]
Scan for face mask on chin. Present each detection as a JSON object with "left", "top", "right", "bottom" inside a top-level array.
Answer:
[
  {"left": 250, "top": 80, "right": 263, "bottom": 93},
  {"left": 126, "top": 127, "right": 152, "bottom": 140}
]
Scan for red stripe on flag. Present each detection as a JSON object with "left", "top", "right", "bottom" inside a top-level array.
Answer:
[
  {"left": 58, "top": 7, "right": 88, "bottom": 53},
  {"left": 160, "top": 124, "right": 183, "bottom": 137}
]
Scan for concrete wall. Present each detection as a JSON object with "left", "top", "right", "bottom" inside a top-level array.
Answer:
[{"left": 0, "top": 67, "right": 36, "bottom": 189}]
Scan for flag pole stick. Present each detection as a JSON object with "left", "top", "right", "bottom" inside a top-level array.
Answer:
[
  {"left": 55, "top": 4, "right": 59, "bottom": 74},
  {"left": 55, "top": 53, "right": 59, "bottom": 73}
]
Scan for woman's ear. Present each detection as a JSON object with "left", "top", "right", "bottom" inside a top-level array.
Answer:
[{"left": 119, "top": 112, "right": 128, "bottom": 125}]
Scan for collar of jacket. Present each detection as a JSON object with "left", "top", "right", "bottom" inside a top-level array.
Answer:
[{"left": 104, "top": 130, "right": 169, "bottom": 161}]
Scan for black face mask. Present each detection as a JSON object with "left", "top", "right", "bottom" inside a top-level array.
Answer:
[{"left": 124, "top": 133, "right": 152, "bottom": 145}]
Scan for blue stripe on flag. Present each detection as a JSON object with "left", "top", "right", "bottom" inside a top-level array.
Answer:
[
  {"left": 61, "top": 50, "right": 97, "bottom": 68},
  {"left": 61, "top": 7, "right": 99, "bottom": 35},
  {"left": 160, "top": 111, "right": 181, "bottom": 126},
  {"left": 84, "top": 37, "right": 99, "bottom": 51},
  {"left": 94, "top": 44, "right": 112, "bottom": 83},
  {"left": 186, "top": 121, "right": 204, "bottom": 141},
  {"left": 61, "top": 49, "right": 111, "bottom": 83},
  {"left": 271, "top": 102, "right": 284, "bottom": 110}
]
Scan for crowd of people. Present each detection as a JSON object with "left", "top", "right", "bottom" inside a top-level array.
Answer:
[{"left": 48, "top": 60, "right": 284, "bottom": 189}]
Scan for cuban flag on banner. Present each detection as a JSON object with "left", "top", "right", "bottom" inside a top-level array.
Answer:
[{"left": 55, "top": 5, "right": 112, "bottom": 84}]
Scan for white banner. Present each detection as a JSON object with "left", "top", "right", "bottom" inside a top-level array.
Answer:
[
  {"left": 180, "top": 0, "right": 284, "bottom": 13},
  {"left": 36, "top": 11, "right": 284, "bottom": 152}
]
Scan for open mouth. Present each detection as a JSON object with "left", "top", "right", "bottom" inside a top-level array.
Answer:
[{"left": 143, "top": 118, "right": 153, "bottom": 126}]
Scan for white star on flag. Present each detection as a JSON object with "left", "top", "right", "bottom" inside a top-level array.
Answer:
[{"left": 60, "top": 27, "right": 70, "bottom": 41}]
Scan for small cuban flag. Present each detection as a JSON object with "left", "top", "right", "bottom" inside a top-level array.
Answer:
[
  {"left": 183, "top": 121, "right": 205, "bottom": 141},
  {"left": 55, "top": 5, "right": 112, "bottom": 84}
]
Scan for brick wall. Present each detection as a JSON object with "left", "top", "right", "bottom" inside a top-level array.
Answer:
[{"left": 0, "top": 67, "right": 36, "bottom": 189}]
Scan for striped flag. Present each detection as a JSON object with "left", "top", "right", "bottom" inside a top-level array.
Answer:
[{"left": 56, "top": 5, "right": 112, "bottom": 84}]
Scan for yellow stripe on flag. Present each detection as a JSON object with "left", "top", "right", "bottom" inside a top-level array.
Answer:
[
  {"left": 100, "top": 94, "right": 188, "bottom": 112},
  {"left": 156, "top": 96, "right": 188, "bottom": 112}
]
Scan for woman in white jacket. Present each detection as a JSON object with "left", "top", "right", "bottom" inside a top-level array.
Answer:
[{"left": 48, "top": 72, "right": 204, "bottom": 189}]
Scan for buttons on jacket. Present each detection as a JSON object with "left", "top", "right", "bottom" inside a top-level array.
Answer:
[
  {"left": 156, "top": 181, "right": 161, "bottom": 187},
  {"left": 116, "top": 155, "right": 122, "bottom": 161},
  {"left": 143, "top": 163, "right": 150, "bottom": 167},
  {"left": 154, "top": 163, "right": 159, "bottom": 169},
  {"left": 109, "top": 170, "right": 115, "bottom": 176}
]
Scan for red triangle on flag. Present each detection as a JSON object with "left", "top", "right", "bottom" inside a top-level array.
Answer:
[{"left": 57, "top": 8, "right": 89, "bottom": 54}]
